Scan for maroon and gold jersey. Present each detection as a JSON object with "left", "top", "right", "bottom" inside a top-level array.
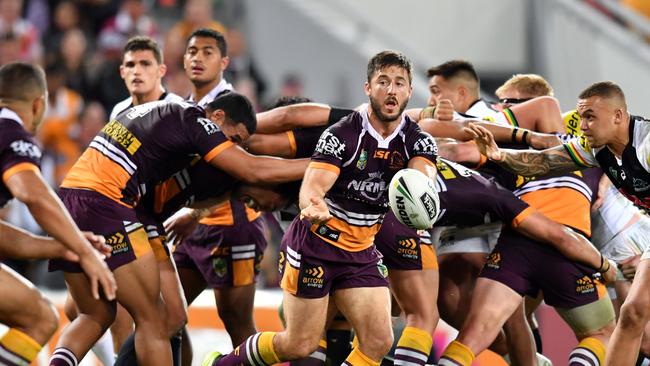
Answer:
[
  {"left": 0, "top": 108, "right": 42, "bottom": 207},
  {"left": 61, "top": 101, "right": 233, "bottom": 207},
  {"left": 309, "top": 107, "right": 438, "bottom": 251}
]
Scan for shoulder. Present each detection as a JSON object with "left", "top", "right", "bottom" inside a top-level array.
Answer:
[
  {"left": 110, "top": 97, "right": 133, "bottom": 120},
  {"left": 0, "top": 119, "right": 41, "bottom": 159},
  {"left": 163, "top": 92, "right": 186, "bottom": 104}
]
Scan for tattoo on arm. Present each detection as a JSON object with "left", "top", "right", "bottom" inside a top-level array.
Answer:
[{"left": 498, "top": 146, "right": 579, "bottom": 176}]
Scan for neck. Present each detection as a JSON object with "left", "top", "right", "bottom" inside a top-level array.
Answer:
[
  {"left": 132, "top": 85, "right": 165, "bottom": 106},
  {"left": 367, "top": 108, "right": 401, "bottom": 138},
  {"left": 192, "top": 77, "right": 222, "bottom": 102},
  {"left": 0, "top": 102, "right": 31, "bottom": 131},
  {"left": 608, "top": 113, "right": 631, "bottom": 157}
]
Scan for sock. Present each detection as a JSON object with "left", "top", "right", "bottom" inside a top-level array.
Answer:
[
  {"left": 637, "top": 353, "right": 650, "bottom": 366},
  {"left": 49, "top": 347, "right": 79, "bottom": 366},
  {"left": 343, "top": 347, "right": 380, "bottom": 366},
  {"left": 569, "top": 337, "right": 605, "bottom": 366},
  {"left": 212, "top": 332, "right": 280, "bottom": 366},
  {"left": 532, "top": 327, "right": 543, "bottom": 354},
  {"left": 393, "top": 327, "right": 432, "bottom": 366},
  {"left": 438, "top": 340, "right": 475, "bottom": 366},
  {"left": 326, "top": 329, "right": 352, "bottom": 366},
  {"left": 171, "top": 333, "right": 182, "bottom": 366},
  {"left": 290, "top": 339, "right": 327, "bottom": 366},
  {"left": 113, "top": 332, "right": 137, "bottom": 366},
  {"left": 0, "top": 328, "right": 42, "bottom": 366},
  {"left": 91, "top": 331, "right": 116, "bottom": 366}
]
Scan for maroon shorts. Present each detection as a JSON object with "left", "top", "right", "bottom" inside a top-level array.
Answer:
[
  {"left": 49, "top": 188, "right": 152, "bottom": 272},
  {"left": 279, "top": 218, "right": 388, "bottom": 298},
  {"left": 480, "top": 228, "right": 607, "bottom": 309},
  {"left": 173, "top": 217, "right": 267, "bottom": 288},
  {"left": 375, "top": 211, "right": 438, "bottom": 271}
]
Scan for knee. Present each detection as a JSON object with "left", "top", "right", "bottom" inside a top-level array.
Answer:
[
  {"left": 34, "top": 296, "right": 59, "bottom": 341},
  {"left": 279, "top": 334, "right": 321, "bottom": 359},
  {"left": 359, "top": 331, "right": 394, "bottom": 357},
  {"left": 218, "top": 305, "right": 253, "bottom": 327},
  {"left": 620, "top": 299, "right": 650, "bottom": 329},
  {"left": 166, "top": 307, "right": 188, "bottom": 334}
]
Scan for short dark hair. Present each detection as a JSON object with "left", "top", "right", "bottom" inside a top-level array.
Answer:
[
  {"left": 578, "top": 81, "right": 625, "bottom": 101},
  {"left": 188, "top": 28, "right": 227, "bottom": 57},
  {"left": 426, "top": 60, "right": 479, "bottom": 83},
  {"left": 206, "top": 91, "right": 256, "bottom": 134},
  {"left": 0, "top": 62, "right": 46, "bottom": 101},
  {"left": 123, "top": 36, "right": 163, "bottom": 64},
  {"left": 367, "top": 50, "right": 412, "bottom": 83},
  {"left": 269, "top": 96, "right": 313, "bottom": 109}
]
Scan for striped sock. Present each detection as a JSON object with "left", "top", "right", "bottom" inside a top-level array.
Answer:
[
  {"left": 290, "top": 339, "right": 327, "bottom": 366},
  {"left": 393, "top": 327, "right": 432, "bottom": 366},
  {"left": 343, "top": 347, "right": 380, "bottom": 366},
  {"left": 213, "top": 332, "right": 280, "bottom": 366},
  {"left": 569, "top": 337, "right": 605, "bottom": 366},
  {"left": 0, "top": 328, "right": 42, "bottom": 366},
  {"left": 49, "top": 347, "right": 79, "bottom": 366},
  {"left": 438, "top": 340, "right": 475, "bottom": 366}
]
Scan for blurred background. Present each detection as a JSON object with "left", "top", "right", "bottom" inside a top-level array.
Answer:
[{"left": 2, "top": 0, "right": 650, "bottom": 364}]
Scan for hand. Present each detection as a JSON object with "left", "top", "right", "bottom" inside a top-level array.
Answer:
[
  {"left": 83, "top": 231, "right": 111, "bottom": 258},
  {"left": 433, "top": 99, "right": 454, "bottom": 121},
  {"left": 78, "top": 250, "right": 117, "bottom": 300},
  {"left": 618, "top": 254, "right": 641, "bottom": 280},
  {"left": 300, "top": 197, "right": 332, "bottom": 225},
  {"left": 463, "top": 123, "right": 504, "bottom": 162},
  {"left": 592, "top": 175, "right": 613, "bottom": 212},
  {"left": 529, "top": 132, "right": 561, "bottom": 150},
  {"left": 164, "top": 209, "right": 200, "bottom": 245},
  {"left": 602, "top": 259, "right": 618, "bottom": 284}
]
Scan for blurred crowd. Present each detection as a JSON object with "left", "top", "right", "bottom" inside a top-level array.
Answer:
[{"left": 0, "top": 0, "right": 303, "bottom": 288}]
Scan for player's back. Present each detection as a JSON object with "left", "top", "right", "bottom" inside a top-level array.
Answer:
[{"left": 62, "top": 100, "right": 228, "bottom": 207}]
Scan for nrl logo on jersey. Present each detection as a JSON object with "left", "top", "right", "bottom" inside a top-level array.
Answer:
[
  {"left": 348, "top": 172, "right": 386, "bottom": 200},
  {"left": 315, "top": 130, "right": 345, "bottom": 159},
  {"left": 196, "top": 118, "right": 220, "bottom": 135},
  {"left": 10, "top": 140, "right": 41, "bottom": 159}
]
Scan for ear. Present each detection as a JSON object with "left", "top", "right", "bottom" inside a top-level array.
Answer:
[
  {"left": 614, "top": 108, "right": 624, "bottom": 124},
  {"left": 209, "top": 109, "right": 226, "bottom": 124},
  {"left": 221, "top": 56, "right": 230, "bottom": 71},
  {"left": 364, "top": 81, "right": 371, "bottom": 96},
  {"left": 119, "top": 64, "right": 126, "bottom": 79},
  {"left": 457, "top": 85, "right": 467, "bottom": 99},
  {"left": 158, "top": 63, "right": 167, "bottom": 78}
]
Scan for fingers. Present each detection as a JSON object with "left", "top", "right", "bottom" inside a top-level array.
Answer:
[
  {"left": 90, "top": 276, "right": 100, "bottom": 300},
  {"left": 101, "top": 272, "right": 117, "bottom": 301}
]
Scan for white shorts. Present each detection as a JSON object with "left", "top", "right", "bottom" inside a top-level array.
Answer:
[
  {"left": 434, "top": 223, "right": 502, "bottom": 255},
  {"left": 600, "top": 216, "right": 650, "bottom": 262}
]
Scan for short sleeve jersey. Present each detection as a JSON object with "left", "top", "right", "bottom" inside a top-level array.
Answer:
[
  {"left": 564, "top": 115, "right": 650, "bottom": 209},
  {"left": 309, "top": 107, "right": 438, "bottom": 251},
  {"left": 0, "top": 108, "right": 42, "bottom": 207},
  {"left": 62, "top": 101, "right": 233, "bottom": 206}
]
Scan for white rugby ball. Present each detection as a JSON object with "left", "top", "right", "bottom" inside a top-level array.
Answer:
[{"left": 388, "top": 168, "right": 440, "bottom": 230}]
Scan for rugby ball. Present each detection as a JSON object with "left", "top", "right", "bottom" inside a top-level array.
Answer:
[{"left": 388, "top": 169, "right": 440, "bottom": 230}]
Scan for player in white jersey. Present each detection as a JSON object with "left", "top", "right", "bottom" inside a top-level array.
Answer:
[{"left": 466, "top": 81, "right": 650, "bottom": 366}]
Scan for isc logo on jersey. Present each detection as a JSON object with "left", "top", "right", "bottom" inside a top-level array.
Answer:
[{"left": 388, "top": 169, "right": 440, "bottom": 230}]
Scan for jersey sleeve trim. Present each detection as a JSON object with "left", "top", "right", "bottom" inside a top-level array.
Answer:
[
  {"left": 203, "top": 141, "right": 235, "bottom": 162},
  {"left": 286, "top": 131, "right": 297, "bottom": 157},
  {"left": 308, "top": 161, "right": 340, "bottom": 175},
  {"left": 511, "top": 206, "right": 535, "bottom": 227},
  {"left": 503, "top": 108, "right": 519, "bottom": 127},
  {"left": 2, "top": 162, "right": 39, "bottom": 184},
  {"left": 563, "top": 141, "right": 594, "bottom": 168}
]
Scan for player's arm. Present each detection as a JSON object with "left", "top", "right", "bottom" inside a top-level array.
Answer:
[
  {"left": 256, "top": 103, "right": 332, "bottom": 134},
  {"left": 244, "top": 132, "right": 295, "bottom": 158},
  {"left": 0, "top": 220, "right": 76, "bottom": 260},
  {"left": 208, "top": 144, "right": 308, "bottom": 184},
  {"left": 299, "top": 163, "right": 339, "bottom": 224},
  {"left": 465, "top": 123, "right": 582, "bottom": 176},
  {"left": 5, "top": 169, "right": 116, "bottom": 299},
  {"left": 407, "top": 156, "right": 438, "bottom": 181}
]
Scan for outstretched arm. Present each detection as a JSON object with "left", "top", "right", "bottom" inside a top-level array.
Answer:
[
  {"left": 256, "top": 103, "right": 332, "bottom": 134},
  {"left": 299, "top": 164, "right": 338, "bottom": 224},
  {"left": 464, "top": 123, "right": 581, "bottom": 176}
]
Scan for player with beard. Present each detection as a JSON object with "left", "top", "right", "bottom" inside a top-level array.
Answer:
[{"left": 203, "top": 50, "right": 438, "bottom": 366}]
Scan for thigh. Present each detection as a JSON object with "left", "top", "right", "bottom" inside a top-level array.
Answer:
[
  {"left": 177, "top": 267, "right": 207, "bottom": 305},
  {"left": 159, "top": 258, "right": 187, "bottom": 314},
  {"left": 389, "top": 268, "right": 439, "bottom": 328},
  {"left": 333, "top": 286, "right": 392, "bottom": 341},
  {"left": 282, "top": 290, "right": 329, "bottom": 342},
  {"left": 0, "top": 264, "right": 52, "bottom": 328},
  {"left": 214, "top": 283, "right": 256, "bottom": 315},
  {"left": 113, "top": 252, "right": 163, "bottom": 320}
]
